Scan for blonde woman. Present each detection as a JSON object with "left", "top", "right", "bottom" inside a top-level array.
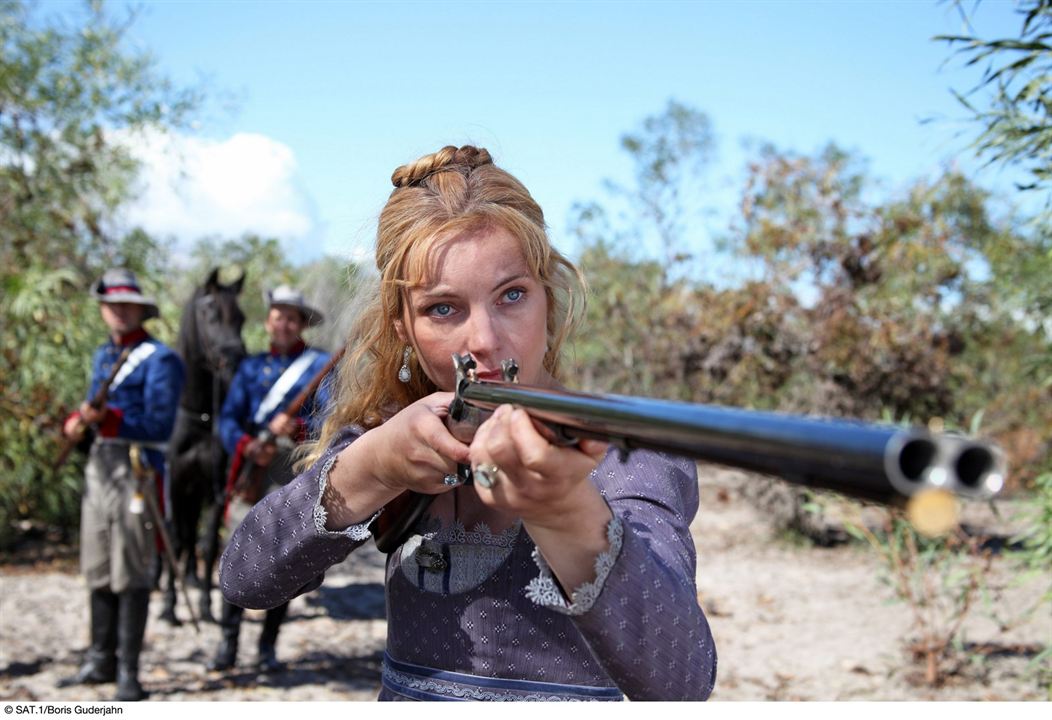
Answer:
[{"left": 219, "top": 146, "right": 717, "bottom": 701}]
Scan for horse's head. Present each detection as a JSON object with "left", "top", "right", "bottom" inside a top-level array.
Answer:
[{"left": 183, "top": 268, "right": 247, "bottom": 390}]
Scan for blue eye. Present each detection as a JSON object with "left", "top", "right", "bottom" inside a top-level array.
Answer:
[
  {"left": 504, "top": 288, "right": 524, "bottom": 303},
  {"left": 429, "top": 303, "right": 454, "bottom": 318}
]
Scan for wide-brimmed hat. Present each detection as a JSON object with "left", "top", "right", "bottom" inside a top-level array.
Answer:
[
  {"left": 92, "top": 268, "right": 160, "bottom": 320},
  {"left": 265, "top": 284, "right": 324, "bottom": 327}
]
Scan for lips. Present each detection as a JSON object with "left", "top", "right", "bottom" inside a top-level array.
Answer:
[{"left": 475, "top": 369, "right": 504, "bottom": 381}]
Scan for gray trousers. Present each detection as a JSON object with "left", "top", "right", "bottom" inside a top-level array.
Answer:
[{"left": 80, "top": 443, "right": 158, "bottom": 593}]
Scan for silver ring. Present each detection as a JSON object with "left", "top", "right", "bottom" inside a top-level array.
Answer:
[
  {"left": 473, "top": 463, "right": 501, "bottom": 489},
  {"left": 442, "top": 474, "right": 461, "bottom": 487}
]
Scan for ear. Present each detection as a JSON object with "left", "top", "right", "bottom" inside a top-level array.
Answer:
[
  {"left": 205, "top": 267, "right": 220, "bottom": 291},
  {"left": 229, "top": 271, "right": 245, "bottom": 296},
  {"left": 393, "top": 319, "right": 407, "bottom": 344}
]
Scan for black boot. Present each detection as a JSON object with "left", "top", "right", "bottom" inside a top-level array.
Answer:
[
  {"left": 256, "top": 602, "right": 288, "bottom": 673},
  {"left": 115, "top": 589, "right": 150, "bottom": 701},
  {"left": 149, "top": 554, "right": 163, "bottom": 592},
  {"left": 59, "top": 589, "right": 118, "bottom": 686},
  {"left": 207, "top": 601, "right": 243, "bottom": 671},
  {"left": 198, "top": 586, "right": 216, "bottom": 624}
]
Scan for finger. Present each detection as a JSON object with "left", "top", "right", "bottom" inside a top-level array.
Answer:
[
  {"left": 469, "top": 406, "right": 518, "bottom": 470},
  {"left": 506, "top": 407, "right": 554, "bottom": 472},
  {"left": 577, "top": 439, "right": 610, "bottom": 463},
  {"left": 422, "top": 417, "right": 471, "bottom": 466},
  {"left": 524, "top": 413, "right": 560, "bottom": 444},
  {"left": 422, "top": 392, "right": 457, "bottom": 417}
]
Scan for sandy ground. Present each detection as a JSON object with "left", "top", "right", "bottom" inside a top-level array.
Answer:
[{"left": 0, "top": 467, "right": 1048, "bottom": 702}]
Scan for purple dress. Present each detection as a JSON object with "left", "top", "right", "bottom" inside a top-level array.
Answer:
[{"left": 219, "top": 426, "right": 717, "bottom": 701}]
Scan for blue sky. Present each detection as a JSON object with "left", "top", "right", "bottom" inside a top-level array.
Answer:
[{"left": 41, "top": 0, "right": 1028, "bottom": 266}]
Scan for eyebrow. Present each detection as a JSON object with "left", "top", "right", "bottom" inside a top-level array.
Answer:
[{"left": 416, "top": 271, "right": 531, "bottom": 301}]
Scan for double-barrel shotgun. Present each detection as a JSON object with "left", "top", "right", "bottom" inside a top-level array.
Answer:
[{"left": 370, "top": 353, "right": 1006, "bottom": 552}]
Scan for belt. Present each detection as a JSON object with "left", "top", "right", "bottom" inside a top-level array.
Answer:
[
  {"left": 94, "top": 438, "right": 169, "bottom": 453},
  {"left": 381, "top": 652, "right": 623, "bottom": 702}
]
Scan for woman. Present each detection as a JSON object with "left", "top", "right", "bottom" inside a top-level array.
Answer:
[{"left": 218, "top": 146, "right": 717, "bottom": 701}]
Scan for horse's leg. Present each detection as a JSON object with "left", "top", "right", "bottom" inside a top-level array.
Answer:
[
  {"left": 158, "top": 437, "right": 190, "bottom": 627},
  {"left": 182, "top": 480, "right": 204, "bottom": 589},
  {"left": 195, "top": 437, "right": 227, "bottom": 624},
  {"left": 198, "top": 497, "right": 225, "bottom": 624}
]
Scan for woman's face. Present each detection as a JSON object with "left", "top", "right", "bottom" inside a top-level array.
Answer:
[{"left": 402, "top": 225, "right": 550, "bottom": 392}]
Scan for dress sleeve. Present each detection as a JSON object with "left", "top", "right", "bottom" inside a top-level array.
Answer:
[
  {"left": 525, "top": 450, "right": 717, "bottom": 701},
  {"left": 218, "top": 428, "right": 378, "bottom": 610}
]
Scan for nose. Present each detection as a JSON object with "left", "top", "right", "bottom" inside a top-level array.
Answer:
[{"left": 465, "top": 308, "right": 501, "bottom": 362}]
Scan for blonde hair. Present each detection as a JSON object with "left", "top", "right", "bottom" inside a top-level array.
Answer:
[{"left": 302, "top": 145, "right": 586, "bottom": 467}]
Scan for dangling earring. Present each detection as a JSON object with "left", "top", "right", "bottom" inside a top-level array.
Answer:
[{"left": 398, "top": 346, "right": 412, "bottom": 383}]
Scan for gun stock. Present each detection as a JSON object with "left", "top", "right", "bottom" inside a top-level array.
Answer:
[{"left": 369, "top": 353, "right": 1007, "bottom": 552}]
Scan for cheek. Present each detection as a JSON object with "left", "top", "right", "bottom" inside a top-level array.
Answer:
[
  {"left": 409, "top": 322, "right": 456, "bottom": 382},
  {"left": 507, "top": 301, "right": 549, "bottom": 374}
]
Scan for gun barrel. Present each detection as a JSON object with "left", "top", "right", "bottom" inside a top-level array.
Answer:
[{"left": 460, "top": 380, "right": 1005, "bottom": 503}]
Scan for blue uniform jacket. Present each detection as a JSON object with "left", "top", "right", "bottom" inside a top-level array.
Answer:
[
  {"left": 219, "top": 344, "right": 332, "bottom": 456},
  {"left": 85, "top": 330, "right": 185, "bottom": 472}
]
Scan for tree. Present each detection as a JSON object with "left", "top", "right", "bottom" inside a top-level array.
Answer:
[
  {"left": 937, "top": 0, "right": 1052, "bottom": 218},
  {"left": 0, "top": 0, "right": 199, "bottom": 550},
  {"left": 572, "top": 100, "right": 1049, "bottom": 486},
  {"left": 735, "top": 143, "right": 1050, "bottom": 478},
  {"left": 569, "top": 101, "right": 730, "bottom": 400},
  {"left": 296, "top": 254, "right": 369, "bottom": 353},
  {"left": 0, "top": 0, "right": 198, "bottom": 270}
]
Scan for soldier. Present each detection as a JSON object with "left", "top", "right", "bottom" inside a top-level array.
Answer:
[
  {"left": 60, "top": 269, "right": 185, "bottom": 701},
  {"left": 207, "top": 285, "right": 331, "bottom": 673}
]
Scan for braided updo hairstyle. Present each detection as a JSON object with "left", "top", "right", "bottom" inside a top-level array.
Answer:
[{"left": 303, "top": 145, "right": 586, "bottom": 466}]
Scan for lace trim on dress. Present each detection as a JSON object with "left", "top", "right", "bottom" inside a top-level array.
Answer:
[
  {"left": 524, "top": 514, "right": 624, "bottom": 616},
  {"left": 417, "top": 516, "right": 522, "bottom": 548},
  {"left": 311, "top": 453, "right": 379, "bottom": 542}
]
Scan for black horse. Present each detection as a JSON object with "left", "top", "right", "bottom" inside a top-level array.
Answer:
[{"left": 160, "top": 268, "right": 246, "bottom": 625}]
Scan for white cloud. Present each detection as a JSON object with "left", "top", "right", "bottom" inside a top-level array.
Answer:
[{"left": 116, "top": 129, "right": 318, "bottom": 258}]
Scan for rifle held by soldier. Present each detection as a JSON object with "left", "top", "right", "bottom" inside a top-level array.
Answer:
[
  {"left": 54, "top": 346, "right": 133, "bottom": 471},
  {"left": 226, "top": 346, "right": 345, "bottom": 504}
]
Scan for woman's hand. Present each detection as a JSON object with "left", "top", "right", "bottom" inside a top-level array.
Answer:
[
  {"left": 353, "top": 392, "right": 471, "bottom": 496},
  {"left": 322, "top": 392, "right": 470, "bottom": 531},
  {"left": 469, "top": 404, "right": 613, "bottom": 590},
  {"left": 468, "top": 404, "right": 608, "bottom": 529}
]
